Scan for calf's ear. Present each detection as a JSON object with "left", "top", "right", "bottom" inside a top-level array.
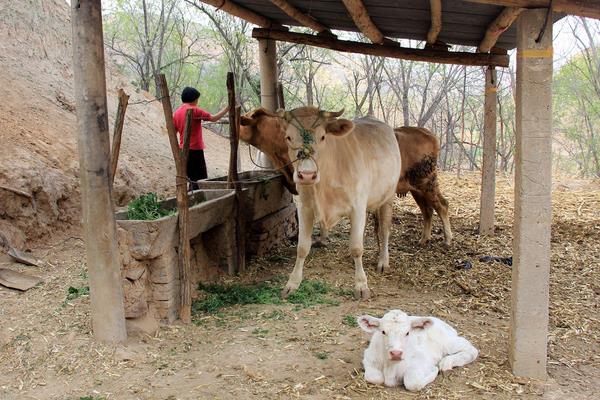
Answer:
[
  {"left": 410, "top": 317, "right": 433, "bottom": 330},
  {"left": 325, "top": 119, "right": 354, "bottom": 137},
  {"left": 358, "top": 315, "right": 381, "bottom": 333}
]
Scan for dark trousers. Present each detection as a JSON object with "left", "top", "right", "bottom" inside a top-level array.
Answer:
[{"left": 187, "top": 149, "right": 207, "bottom": 191}]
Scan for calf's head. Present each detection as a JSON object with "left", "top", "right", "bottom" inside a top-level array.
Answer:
[
  {"left": 277, "top": 106, "right": 354, "bottom": 186},
  {"left": 358, "top": 310, "right": 433, "bottom": 362},
  {"left": 239, "top": 108, "right": 298, "bottom": 195}
]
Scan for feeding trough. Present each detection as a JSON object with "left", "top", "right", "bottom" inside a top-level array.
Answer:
[
  {"left": 115, "top": 189, "right": 240, "bottom": 322},
  {"left": 196, "top": 170, "right": 297, "bottom": 257}
]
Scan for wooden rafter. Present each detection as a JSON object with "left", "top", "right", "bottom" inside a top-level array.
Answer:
[
  {"left": 478, "top": 7, "right": 524, "bottom": 52},
  {"left": 269, "top": 0, "right": 330, "bottom": 34},
  {"left": 463, "top": 0, "right": 600, "bottom": 20},
  {"left": 341, "top": 0, "right": 386, "bottom": 44},
  {"left": 427, "top": 0, "right": 442, "bottom": 44},
  {"left": 197, "top": 0, "right": 277, "bottom": 28},
  {"left": 252, "top": 28, "right": 509, "bottom": 67}
]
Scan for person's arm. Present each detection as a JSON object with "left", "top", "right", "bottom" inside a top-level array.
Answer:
[{"left": 209, "top": 105, "right": 230, "bottom": 122}]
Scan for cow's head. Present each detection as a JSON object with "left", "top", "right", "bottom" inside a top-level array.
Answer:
[
  {"left": 277, "top": 107, "right": 354, "bottom": 186},
  {"left": 239, "top": 108, "right": 298, "bottom": 195},
  {"left": 358, "top": 310, "right": 433, "bottom": 362}
]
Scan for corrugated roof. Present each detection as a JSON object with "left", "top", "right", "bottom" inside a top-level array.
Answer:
[{"left": 233, "top": 0, "right": 563, "bottom": 50}]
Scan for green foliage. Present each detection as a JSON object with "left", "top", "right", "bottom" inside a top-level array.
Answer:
[
  {"left": 192, "top": 279, "right": 339, "bottom": 314},
  {"left": 342, "top": 315, "right": 358, "bottom": 327},
  {"left": 314, "top": 351, "right": 328, "bottom": 360},
  {"left": 78, "top": 397, "right": 106, "bottom": 400},
  {"left": 127, "top": 193, "right": 175, "bottom": 220},
  {"left": 66, "top": 286, "right": 89, "bottom": 301}
]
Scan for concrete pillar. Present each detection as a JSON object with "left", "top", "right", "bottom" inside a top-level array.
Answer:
[
  {"left": 479, "top": 66, "right": 497, "bottom": 236},
  {"left": 510, "top": 8, "right": 553, "bottom": 379},
  {"left": 256, "top": 38, "right": 278, "bottom": 168},
  {"left": 71, "top": 0, "right": 127, "bottom": 342}
]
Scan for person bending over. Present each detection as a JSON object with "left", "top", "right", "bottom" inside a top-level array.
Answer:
[{"left": 173, "top": 86, "right": 229, "bottom": 190}]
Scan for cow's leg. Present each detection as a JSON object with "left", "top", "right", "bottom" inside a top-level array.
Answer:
[
  {"left": 350, "top": 207, "right": 370, "bottom": 299},
  {"left": 438, "top": 337, "right": 478, "bottom": 371},
  {"left": 430, "top": 192, "right": 452, "bottom": 246},
  {"left": 403, "top": 364, "right": 439, "bottom": 392},
  {"left": 282, "top": 204, "right": 314, "bottom": 298},
  {"left": 313, "top": 222, "right": 329, "bottom": 247},
  {"left": 376, "top": 201, "right": 393, "bottom": 273},
  {"left": 411, "top": 191, "right": 433, "bottom": 246}
]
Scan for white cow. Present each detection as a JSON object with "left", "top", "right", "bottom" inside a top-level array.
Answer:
[
  {"left": 358, "top": 310, "right": 478, "bottom": 391},
  {"left": 276, "top": 107, "right": 401, "bottom": 299}
]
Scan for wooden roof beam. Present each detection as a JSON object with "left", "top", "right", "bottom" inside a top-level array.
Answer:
[
  {"left": 269, "top": 0, "right": 332, "bottom": 35},
  {"left": 463, "top": 0, "right": 600, "bottom": 20},
  {"left": 196, "top": 0, "right": 278, "bottom": 28},
  {"left": 427, "top": 0, "right": 442, "bottom": 45},
  {"left": 252, "top": 28, "right": 509, "bottom": 67},
  {"left": 341, "top": 0, "right": 387, "bottom": 44},
  {"left": 478, "top": 7, "right": 524, "bottom": 52}
]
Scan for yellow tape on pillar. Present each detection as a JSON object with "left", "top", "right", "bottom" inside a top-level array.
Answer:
[
  {"left": 485, "top": 87, "right": 498, "bottom": 94},
  {"left": 518, "top": 48, "right": 553, "bottom": 59}
]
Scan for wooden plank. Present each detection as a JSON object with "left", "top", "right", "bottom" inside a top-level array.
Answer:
[
  {"left": 155, "top": 74, "right": 193, "bottom": 324},
  {"left": 71, "top": 0, "right": 127, "bottom": 343},
  {"left": 427, "top": 0, "right": 442, "bottom": 44},
  {"left": 252, "top": 28, "right": 510, "bottom": 67},
  {"left": 197, "top": 0, "right": 280, "bottom": 27},
  {"left": 269, "top": 0, "right": 330, "bottom": 33},
  {"left": 463, "top": 0, "right": 600, "bottom": 20},
  {"left": 478, "top": 7, "right": 524, "bottom": 52},
  {"left": 110, "top": 88, "right": 130, "bottom": 185},
  {"left": 341, "top": 0, "right": 387, "bottom": 44}
]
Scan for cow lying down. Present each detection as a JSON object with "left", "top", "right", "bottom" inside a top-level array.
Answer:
[{"left": 358, "top": 310, "right": 478, "bottom": 391}]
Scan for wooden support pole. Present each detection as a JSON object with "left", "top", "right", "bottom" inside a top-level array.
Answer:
[
  {"left": 110, "top": 88, "right": 130, "bottom": 185},
  {"left": 463, "top": 0, "right": 600, "bottom": 20},
  {"left": 478, "top": 7, "right": 524, "bottom": 53},
  {"left": 427, "top": 0, "right": 442, "bottom": 45},
  {"left": 479, "top": 66, "right": 497, "bottom": 236},
  {"left": 256, "top": 38, "right": 278, "bottom": 168},
  {"left": 269, "top": 0, "right": 330, "bottom": 34},
  {"left": 155, "top": 74, "right": 193, "bottom": 324},
  {"left": 227, "top": 72, "right": 246, "bottom": 274},
  {"left": 510, "top": 8, "right": 553, "bottom": 379},
  {"left": 253, "top": 29, "right": 510, "bottom": 68},
  {"left": 70, "top": 0, "right": 126, "bottom": 343},
  {"left": 197, "top": 0, "right": 278, "bottom": 27},
  {"left": 277, "top": 81, "right": 286, "bottom": 109},
  {"left": 341, "top": 0, "right": 386, "bottom": 44}
]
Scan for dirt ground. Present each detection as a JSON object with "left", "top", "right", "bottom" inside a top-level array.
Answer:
[{"left": 1, "top": 172, "right": 599, "bottom": 400}]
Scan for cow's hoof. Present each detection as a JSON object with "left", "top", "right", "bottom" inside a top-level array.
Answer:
[
  {"left": 354, "top": 286, "right": 371, "bottom": 300},
  {"left": 376, "top": 261, "right": 388, "bottom": 273},
  {"left": 281, "top": 283, "right": 299, "bottom": 299},
  {"left": 419, "top": 238, "right": 430, "bottom": 247}
]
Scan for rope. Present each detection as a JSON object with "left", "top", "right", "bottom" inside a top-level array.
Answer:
[{"left": 535, "top": 0, "right": 554, "bottom": 43}]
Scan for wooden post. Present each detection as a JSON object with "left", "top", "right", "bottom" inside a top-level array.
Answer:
[
  {"left": 480, "top": 66, "right": 497, "bottom": 236},
  {"left": 277, "top": 81, "right": 286, "bottom": 109},
  {"left": 227, "top": 72, "right": 246, "bottom": 274},
  {"left": 257, "top": 38, "right": 278, "bottom": 168},
  {"left": 510, "top": 8, "right": 553, "bottom": 379},
  {"left": 155, "top": 74, "right": 193, "bottom": 323},
  {"left": 110, "top": 88, "right": 130, "bottom": 185},
  {"left": 70, "top": 0, "right": 126, "bottom": 342}
]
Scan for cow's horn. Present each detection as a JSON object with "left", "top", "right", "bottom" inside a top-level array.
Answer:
[
  {"left": 276, "top": 108, "right": 292, "bottom": 122},
  {"left": 320, "top": 108, "right": 345, "bottom": 118}
]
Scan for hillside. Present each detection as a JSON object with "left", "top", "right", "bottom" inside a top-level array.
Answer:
[{"left": 0, "top": 0, "right": 247, "bottom": 246}]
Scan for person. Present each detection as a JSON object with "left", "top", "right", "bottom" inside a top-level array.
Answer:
[{"left": 173, "top": 87, "right": 229, "bottom": 190}]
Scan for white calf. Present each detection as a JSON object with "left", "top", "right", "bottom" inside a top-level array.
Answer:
[{"left": 358, "top": 310, "right": 478, "bottom": 391}]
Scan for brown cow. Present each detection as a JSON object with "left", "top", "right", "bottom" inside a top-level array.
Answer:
[
  {"left": 394, "top": 127, "right": 452, "bottom": 246},
  {"left": 239, "top": 108, "right": 452, "bottom": 247}
]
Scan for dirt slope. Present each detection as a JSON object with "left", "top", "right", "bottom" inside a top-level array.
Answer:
[{"left": 0, "top": 0, "right": 245, "bottom": 245}]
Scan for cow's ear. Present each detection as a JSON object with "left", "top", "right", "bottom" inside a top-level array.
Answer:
[
  {"left": 411, "top": 317, "right": 433, "bottom": 330},
  {"left": 358, "top": 315, "right": 381, "bottom": 333},
  {"left": 325, "top": 119, "right": 354, "bottom": 137},
  {"left": 240, "top": 115, "right": 256, "bottom": 126}
]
